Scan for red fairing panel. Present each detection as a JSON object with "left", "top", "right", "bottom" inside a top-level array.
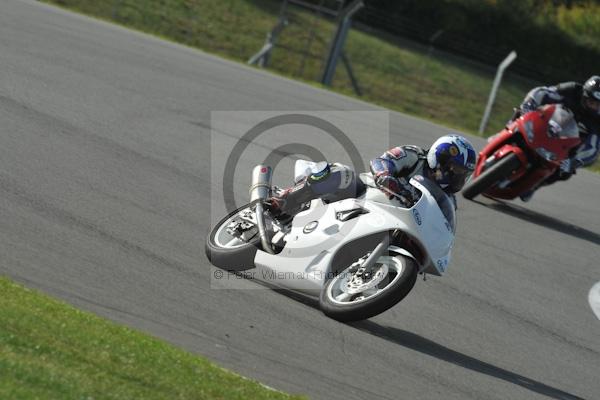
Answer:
[
  {"left": 515, "top": 105, "right": 581, "bottom": 166},
  {"left": 471, "top": 128, "right": 540, "bottom": 200},
  {"left": 474, "top": 127, "right": 527, "bottom": 179}
]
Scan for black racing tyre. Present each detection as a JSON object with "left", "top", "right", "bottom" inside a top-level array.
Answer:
[
  {"left": 205, "top": 204, "right": 261, "bottom": 271},
  {"left": 462, "top": 153, "right": 522, "bottom": 200},
  {"left": 319, "top": 254, "right": 418, "bottom": 322}
]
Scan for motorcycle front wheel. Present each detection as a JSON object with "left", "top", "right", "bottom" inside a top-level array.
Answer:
[
  {"left": 462, "top": 153, "right": 521, "bottom": 200},
  {"left": 319, "top": 254, "right": 417, "bottom": 322}
]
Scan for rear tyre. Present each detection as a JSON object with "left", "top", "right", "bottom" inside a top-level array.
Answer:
[
  {"left": 462, "top": 153, "right": 521, "bottom": 200},
  {"left": 205, "top": 204, "right": 261, "bottom": 271}
]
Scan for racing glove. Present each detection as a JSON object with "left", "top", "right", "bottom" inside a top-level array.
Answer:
[
  {"left": 375, "top": 175, "right": 414, "bottom": 204},
  {"left": 520, "top": 100, "right": 538, "bottom": 114},
  {"left": 558, "top": 157, "right": 582, "bottom": 180}
]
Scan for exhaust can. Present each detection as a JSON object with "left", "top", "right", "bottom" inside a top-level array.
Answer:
[{"left": 249, "top": 165, "right": 272, "bottom": 203}]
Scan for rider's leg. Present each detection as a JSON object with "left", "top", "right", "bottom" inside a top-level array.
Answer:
[
  {"left": 268, "top": 163, "right": 357, "bottom": 217},
  {"left": 519, "top": 168, "right": 572, "bottom": 202}
]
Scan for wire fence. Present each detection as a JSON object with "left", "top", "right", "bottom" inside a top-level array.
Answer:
[
  {"left": 357, "top": 3, "right": 567, "bottom": 83},
  {"left": 98, "top": 0, "right": 539, "bottom": 134},
  {"left": 250, "top": 0, "right": 539, "bottom": 134}
]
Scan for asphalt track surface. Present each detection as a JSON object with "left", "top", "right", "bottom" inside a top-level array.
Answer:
[{"left": 1, "top": 1, "right": 599, "bottom": 399}]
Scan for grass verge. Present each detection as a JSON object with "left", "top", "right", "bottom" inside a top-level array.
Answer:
[{"left": 0, "top": 277, "right": 304, "bottom": 400}]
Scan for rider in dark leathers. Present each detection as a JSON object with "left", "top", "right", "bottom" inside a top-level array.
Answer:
[{"left": 516, "top": 76, "right": 600, "bottom": 200}]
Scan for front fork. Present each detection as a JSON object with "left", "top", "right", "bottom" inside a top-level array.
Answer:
[
  {"left": 360, "top": 230, "right": 405, "bottom": 274},
  {"left": 360, "top": 234, "right": 391, "bottom": 273}
]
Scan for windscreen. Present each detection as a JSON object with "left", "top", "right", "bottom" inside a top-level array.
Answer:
[
  {"left": 413, "top": 176, "right": 456, "bottom": 233},
  {"left": 549, "top": 105, "right": 579, "bottom": 138}
]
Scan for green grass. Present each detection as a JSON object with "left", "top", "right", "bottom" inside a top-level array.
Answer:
[
  {"left": 550, "top": 2, "right": 600, "bottom": 52},
  {"left": 0, "top": 277, "right": 304, "bottom": 400},
  {"left": 588, "top": 162, "right": 600, "bottom": 173}
]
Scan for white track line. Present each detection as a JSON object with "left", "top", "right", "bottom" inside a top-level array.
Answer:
[{"left": 588, "top": 281, "right": 600, "bottom": 320}]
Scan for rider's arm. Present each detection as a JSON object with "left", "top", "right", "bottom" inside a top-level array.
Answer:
[
  {"left": 369, "top": 147, "right": 418, "bottom": 179},
  {"left": 370, "top": 147, "right": 419, "bottom": 200},
  {"left": 520, "top": 85, "right": 565, "bottom": 113},
  {"left": 554, "top": 82, "right": 581, "bottom": 98}
]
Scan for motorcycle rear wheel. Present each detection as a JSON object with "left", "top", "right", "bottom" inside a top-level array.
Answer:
[
  {"left": 462, "top": 153, "right": 521, "bottom": 200},
  {"left": 205, "top": 204, "right": 261, "bottom": 271},
  {"left": 319, "top": 254, "right": 417, "bottom": 322}
]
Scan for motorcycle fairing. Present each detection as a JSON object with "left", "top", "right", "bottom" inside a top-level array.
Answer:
[
  {"left": 253, "top": 176, "right": 455, "bottom": 295},
  {"left": 516, "top": 105, "right": 581, "bottom": 164},
  {"left": 471, "top": 105, "right": 583, "bottom": 200}
]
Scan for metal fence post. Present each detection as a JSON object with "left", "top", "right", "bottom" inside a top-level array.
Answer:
[
  {"left": 321, "top": 0, "right": 364, "bottom": 86},
  {"left": 427, "top": 29, "right": 444, "bottom": 57},
  {"left": 248, "top": 0, "right": 288, "bottom": 67},
  {"left": 297, "top": 0, "right": 326, "bottom": 78},
  {"left": 478, "top": 51, "right": 517, "bottom": 134},
  {"left": 340, "top": 51, "right": 362, "bottom": 96}
]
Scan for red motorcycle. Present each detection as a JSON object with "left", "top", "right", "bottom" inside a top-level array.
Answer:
[{"left": 462, "top": 104, "right": 581, "bottom": 200}]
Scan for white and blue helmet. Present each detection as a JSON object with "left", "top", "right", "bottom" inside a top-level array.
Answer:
[{"left": 427, "top": 135, "right": 477, "bottom": 193}]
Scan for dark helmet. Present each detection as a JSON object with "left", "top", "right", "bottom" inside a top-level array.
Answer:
[
  {"left": 426, "top": 135, "right": 477, "bottom": 193},
  {"left": 582, "top": 75, "right": 600, "bottom": 116}
]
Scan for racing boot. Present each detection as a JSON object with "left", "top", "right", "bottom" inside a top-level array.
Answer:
[{"left": 519, "top": 189, "right": 535, "bottom": 202}]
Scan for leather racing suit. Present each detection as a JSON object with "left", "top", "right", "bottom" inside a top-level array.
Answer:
[{"left": 270, "top": 145, "right": 446, "bottom": 218}]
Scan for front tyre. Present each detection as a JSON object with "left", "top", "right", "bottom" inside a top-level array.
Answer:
[
  {"left": 462, "top": 153, "right": 521, "bottom": 200},
  {"left": 319, "top": 254, "right": 417, "bottom": 322}
]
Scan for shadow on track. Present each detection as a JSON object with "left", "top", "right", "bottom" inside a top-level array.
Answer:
[
  {"left": 237, "top": 277, "right": 321, "bottom": 308},
  {"left": 259, "top": 285, "right": 586, "bottom": 400},
  {"left": 348, "top": 320, "right": 586, "bottom": 400},
  {"left": 472, "top": 198, "right": 600, "bottom": 246}
]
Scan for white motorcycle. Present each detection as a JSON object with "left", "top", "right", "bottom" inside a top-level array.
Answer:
[{"left": 206, "top": 162, "right": 456, "bottom": 321}]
